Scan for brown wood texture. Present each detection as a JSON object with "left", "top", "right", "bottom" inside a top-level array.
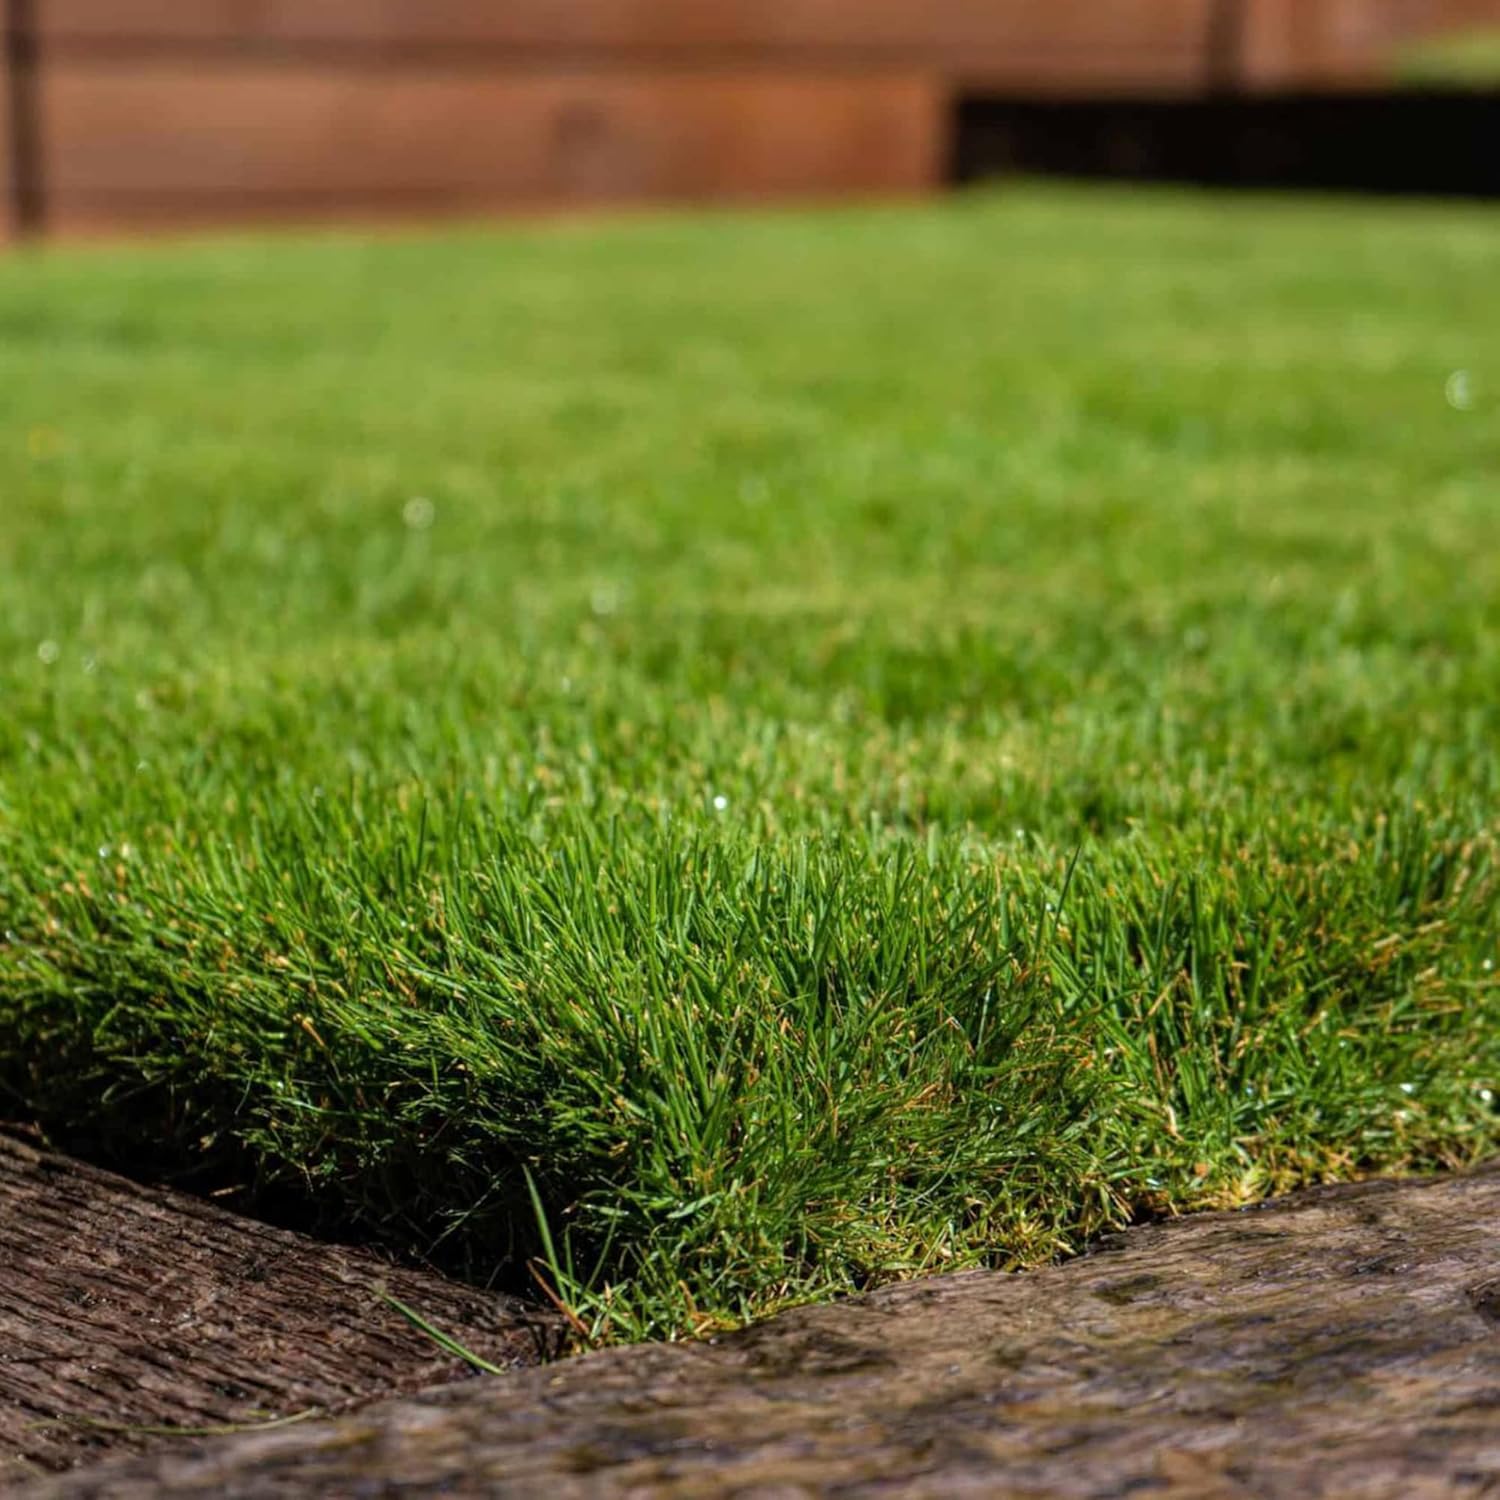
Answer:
[
  {"left": 34, "top": 0, "right": 1217, "bottom": 69},
  {"left": 29, "top": 0, "right": 1500, "bottom": 87},
  {"left": 0, "top": 1129, "right": 561, "bottom": 1484},
  {"left": 12, "top": 1, "right": 1500, "bottom": 238},
  {"left": 16, "top": 1162, "right": 1500, "bottom": 1498},
  {"left": 39, "top": 66, "right": 943, "bottom": 233},
  {"left": 1241, "top": 0, "right": 1500, "bottom": 89},
  {"left": 0, "top": 33, "right": 12, "bottom": 242},
  {"left": 30, "top": 0, "right": 1224, "bottom": 102},
  {"left": 19, "top": 2, "right": 1227, "bottom": 237}
]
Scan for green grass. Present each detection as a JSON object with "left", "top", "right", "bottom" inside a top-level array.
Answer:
[
  {"left": 1396, "top": 27, "right": 1500, "bottom": 89},
  {"left": 2, "top": 186, "right": 1497, "bottom": 1342}
]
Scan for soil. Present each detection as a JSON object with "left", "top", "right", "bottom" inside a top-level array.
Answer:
[
  {"left": 0, "top": 1128, "right": 561, "bottom": 1485},
  {"left": 9, "top": 1153, "right": 1500, "bottom": 1497}
]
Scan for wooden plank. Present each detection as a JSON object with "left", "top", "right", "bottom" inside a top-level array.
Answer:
[
  {"left": 35, "top": 0, "right": 1212, "bottom": 52},
  {"left": 20, "top": 1163, "right": 1500, "bottom": 1498},
  {"left": 0, "top": 1130, "right": 561, "bottom": 1482},
  {"left": 0, "top": 12, "right": 12, "bottom": 243},
  {"left": 34, "top": 1, "right": 1220, "bottom": 90},
  {"left": 39, "top": 65, "right": 944, "bottom": 233}
]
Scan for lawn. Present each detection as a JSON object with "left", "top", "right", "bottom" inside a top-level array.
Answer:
[
  {"left": 1, "top": 186, "right": 1497, "bottom": 1342},
  {"left": 1397, "top": 26, "right": 1500, "bottom": 88}
]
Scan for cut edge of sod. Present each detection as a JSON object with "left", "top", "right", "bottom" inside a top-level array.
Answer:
[{"left": 5, "top": 800, "right": 1496, "bottom": 1344}]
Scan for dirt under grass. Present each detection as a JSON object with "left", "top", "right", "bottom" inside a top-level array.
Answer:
[{"left": 1, "top": 185, "right": 1497, "bottom": 1342}]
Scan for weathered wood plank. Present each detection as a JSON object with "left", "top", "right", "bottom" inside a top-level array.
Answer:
[
  {"left": 32, "top": 1, "right": 1220, "bottom": 98},
  {"left": 32, "top": 0, "right": 1215, "bottom": 64},
  {"left": 1, "top": 1, "right": 18, "bottom": 241},
  {"left": 39, "top": 66, "right": 943, "bottom": 233},
  {"left": 0, "top": 1129, "right": 560, "bottom": 1485},
  {"left": 20, "top": 1162, "right": 1500, "bottom": 1497},
  {"left": 0, "top": 76, "right": 11, "bottom": 243}
]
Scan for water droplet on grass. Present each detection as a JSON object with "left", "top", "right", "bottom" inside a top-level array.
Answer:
[
  {"left": 37, "top": 640, "right": 59, "bottom": 665},
  {"left": 1445, "top": 370, "right": 1475, "bottom": 411},
  {"left": 403, "top": 496, "right": 436, "bottom": 530},
  {"left": 712, "top": 794, "right": 728, "bottom": 812}
]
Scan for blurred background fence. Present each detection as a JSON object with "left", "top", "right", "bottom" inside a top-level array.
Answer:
[{"left": 4, "top": 1, "right": 1499, "bottom": 239}]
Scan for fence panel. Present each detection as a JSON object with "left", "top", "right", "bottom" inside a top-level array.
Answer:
[
  {"left": 40, "top": 65, "right": 942, "bottom": 233},
  {"left": 0, "top": 34, "right": 11, "bottom": 241},
  {"left": 13, "top": 1, "right": 1500, "bottom": 237},
  {"left": 35, "top": 0, "right": 1215, "bottom": 65}
]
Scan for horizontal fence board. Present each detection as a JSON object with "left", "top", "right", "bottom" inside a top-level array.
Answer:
[
  {"left": 947, "top": 45, "right": 1211, "bottom": 96},
  {"left": 35, "top": 0, "right": 1216, "bottom": 78},
  {"left": 40, "top": 66, "right": 943, "bottom": 230}
]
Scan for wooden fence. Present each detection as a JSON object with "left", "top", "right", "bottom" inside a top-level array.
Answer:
[{"left": 4, "top": 0, "right": 1497, "bottom": 238}]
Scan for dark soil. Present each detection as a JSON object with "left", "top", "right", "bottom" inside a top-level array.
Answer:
[
  {"left": 0, "top": 1128, "right": 561, "bottom": 1485},
  {"left": 13, "top": 1157, "right": 1500, "bottom": 1497}
]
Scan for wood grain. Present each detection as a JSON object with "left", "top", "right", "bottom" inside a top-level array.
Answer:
[
  {"left": 1, "top": 0, "right": 17, "bottom": 241},
  {"left": 0, "top": 1129, "right": 560, "bottom": 1484},
  {"left": 17, "top": 1161, "right": 1500, "bottom": 1497},
  {"left": 25, "top": 0, "right": 1495, "bottom": 237},
  {"left": 0, "top": 49, "right": 12, "bottom": 242},
  {"left": 32, "top": 0, "right": 1216, "bottom": 64},
  {"left": 39, "top": 65, "right": 943, "bottom": 233}
]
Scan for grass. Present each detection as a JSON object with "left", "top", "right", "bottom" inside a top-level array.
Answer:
[
  {"left": 1396, "top": 27, "right": 1500, "bottom": 89},
  {"left": 1, "top": 185, "right": 1497, "bottom": 1343}
]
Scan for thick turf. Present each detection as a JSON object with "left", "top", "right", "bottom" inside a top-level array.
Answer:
[{"left": 2, "top": 186, "right": 1497, "bottom": 1339}]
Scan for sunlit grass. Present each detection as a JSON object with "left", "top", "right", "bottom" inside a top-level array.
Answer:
[
  {"left": 1, "top": 186, "right": 1497, "bottom": 1341},
  {"left": 1396, "top": 27, "right": 1500, "bottom": 89}
]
